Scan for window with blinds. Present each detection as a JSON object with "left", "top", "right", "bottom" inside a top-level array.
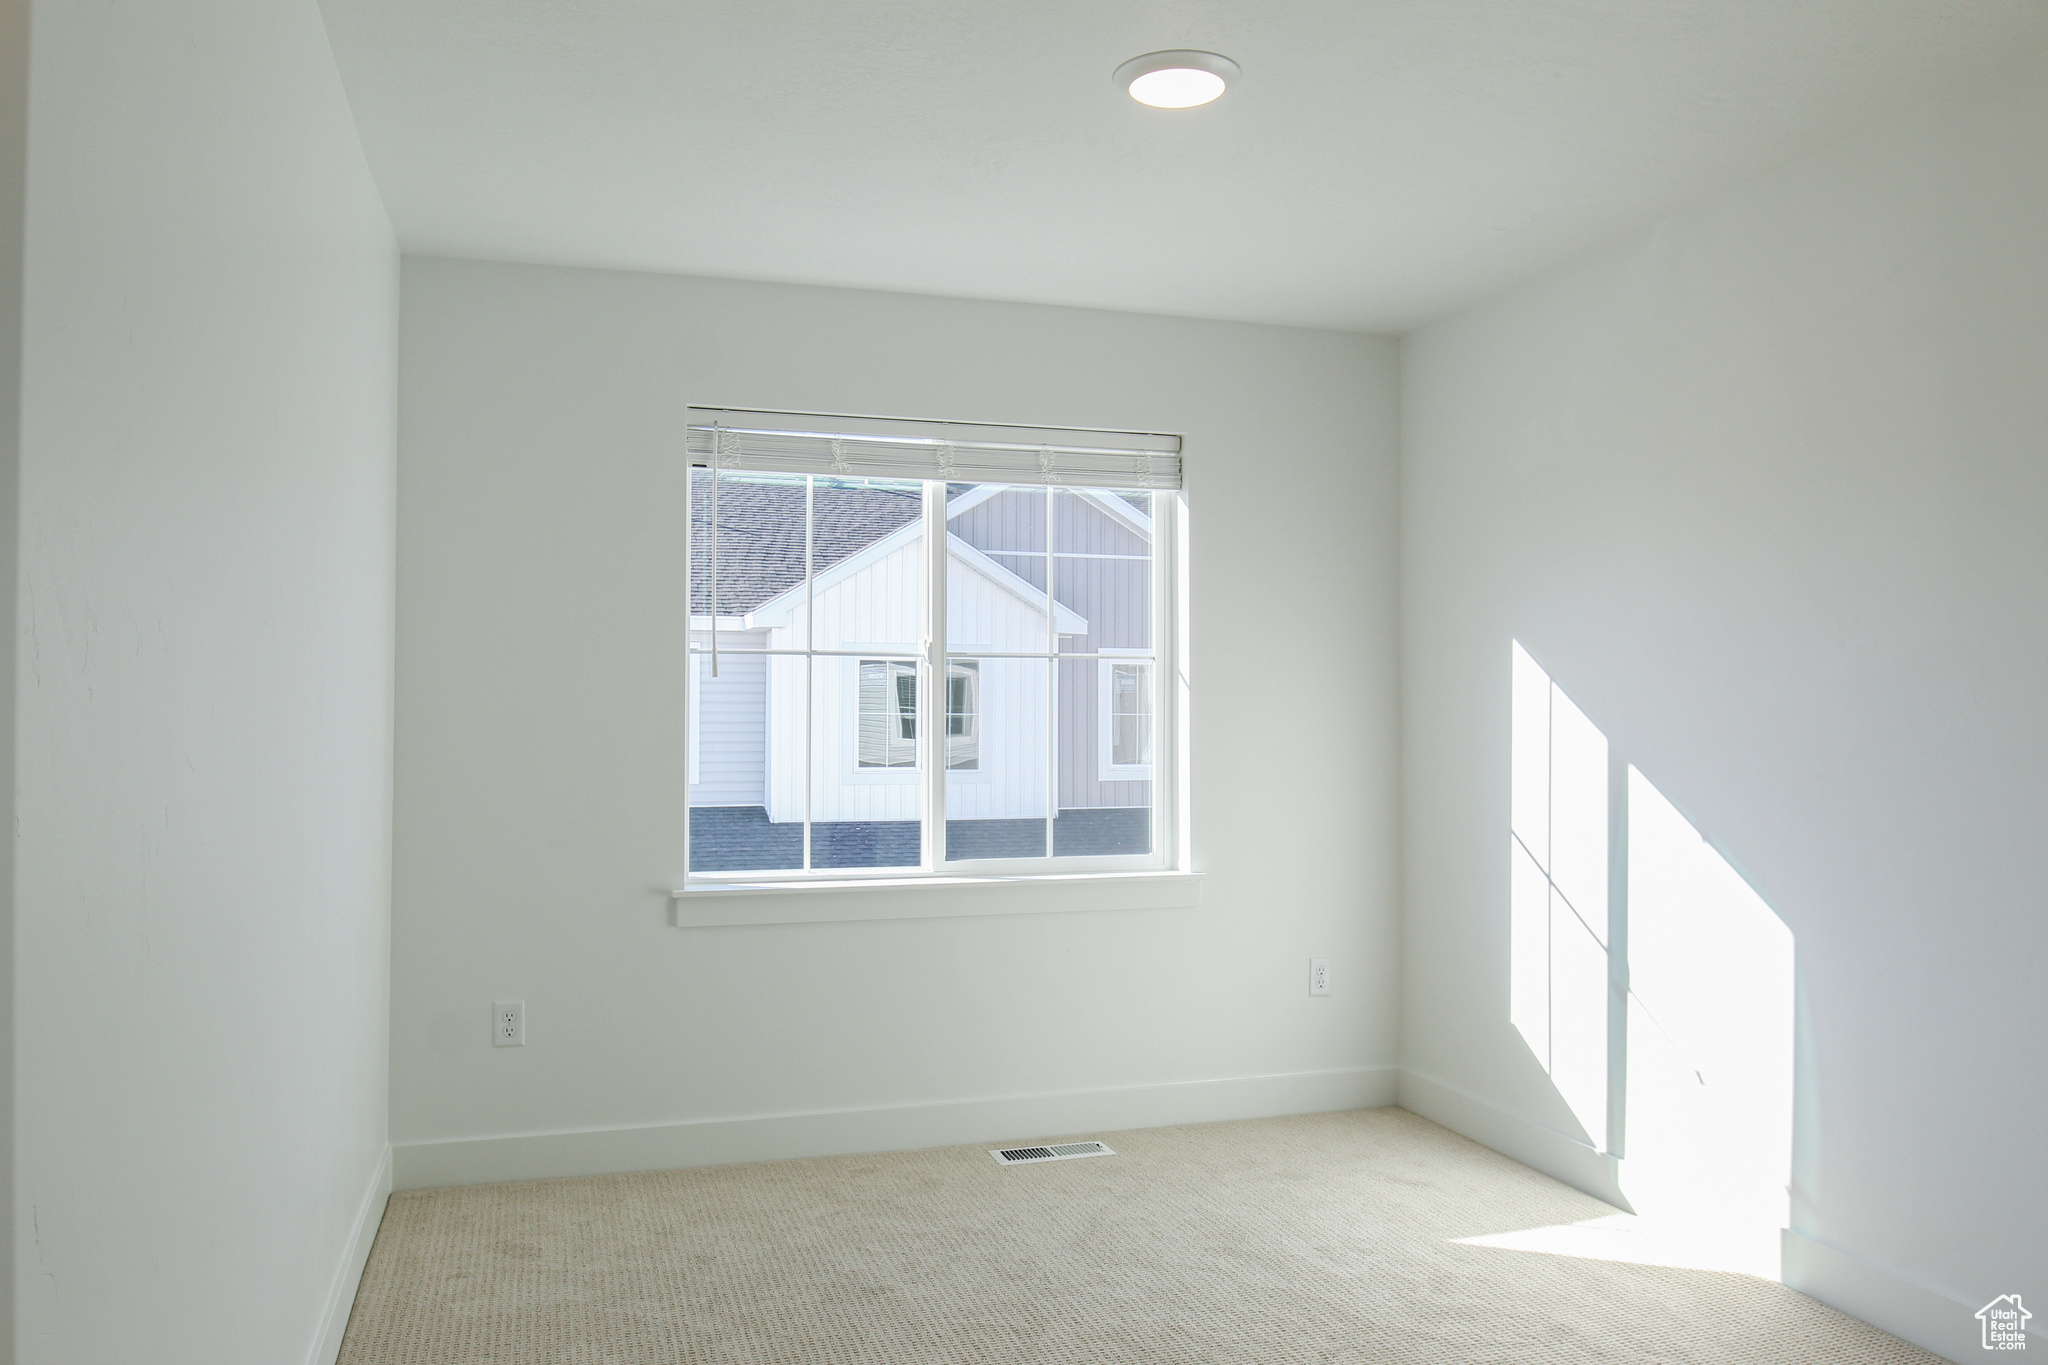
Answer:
[
  {"left": 683, "top": 408, "right": 1183, "bottom": 880},
  {"left": 684, "top": 408, "right": 1183, "bottom": 492}
]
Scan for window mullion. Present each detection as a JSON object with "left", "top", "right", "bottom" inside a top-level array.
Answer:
[
  {"left": 802, "top": 475, "right": 814, "bottom": 873},
  {"left": 1044, "top": 487, "right": 1057, "bottom": 859},
  {"left": 682, "top": 466, "right": 695, "bottom": 876},
  {"left": 921, "top": 480, "right": 948, "bottom": 872},
  {"left": 1161, "top": 492, "right": 1184, "bottom": 871}
]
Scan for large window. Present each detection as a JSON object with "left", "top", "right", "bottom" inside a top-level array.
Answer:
[{"left": 683, "top": 409, "right": 1183, "bottom": 880}]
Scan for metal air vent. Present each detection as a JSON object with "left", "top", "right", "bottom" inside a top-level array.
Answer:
[{"left": 990, "top": 1140, "right": 1115, "bottom": 1165}]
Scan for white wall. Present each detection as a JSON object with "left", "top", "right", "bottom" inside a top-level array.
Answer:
[
  {"left": 12, "top": 1, "right": 396, "bottom": 1360},
  {"left": 1400, "top": 51, "right": 2048, "bottom": 1361},
  {"left": 392, "top": 259, "right": 1400, "bottom": 1181},
  {"left": 0, "top": 0, "right": 25, "bottom": 1351}
]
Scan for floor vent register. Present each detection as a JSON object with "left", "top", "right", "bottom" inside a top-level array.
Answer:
[{"left": 989, "top": 1140, "right": 1116, "bottom": 1165}]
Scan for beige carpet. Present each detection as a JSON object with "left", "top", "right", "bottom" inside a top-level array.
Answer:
[{"left": 339, "top": 1108, "right": 1941, "bottom": 1364}]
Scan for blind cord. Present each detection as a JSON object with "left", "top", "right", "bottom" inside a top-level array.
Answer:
[{"left": 708, "top": 426, "right": 730, "bottom": 678}]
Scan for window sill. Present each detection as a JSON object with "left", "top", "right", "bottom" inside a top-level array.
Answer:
[{"left": 670, "top": 870, "right": 1202, "bottom": 928}]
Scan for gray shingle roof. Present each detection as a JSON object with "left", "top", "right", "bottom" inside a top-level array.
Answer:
[{"left": 690, "top": 477, "right": 920, "bottom": 615}]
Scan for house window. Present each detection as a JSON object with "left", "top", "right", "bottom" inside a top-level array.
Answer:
[
  {"left": 682, "top": 408, "right": 1184, "bottom": 880},
  {"left": 860, "top": 660, "right": 978, "bottom": 771},
  {"left": 1110, "top": 667, "right": 1147, "bottom": 765},
  {"left": 857, "top": 661, "right": 919, "bottom": 768},
  {"left": 1098, "top": 658, "right": 1152, "bottom": 779},
  {"left": 945, "top": 661, "right": 979, "bottom": 771}
]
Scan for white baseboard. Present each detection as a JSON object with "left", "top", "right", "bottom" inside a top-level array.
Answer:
[
  {"left": 393, "top": 1065, "right": 1400, "bottom": 1190},
  {"left": 308, "top": 1144, "right": 392, "bottom": 1365},
  {"left": 1782, "top": 1229, "right": 2039, "bottom": 1364},
  {"left": 1396, "top": 1067, "right": 2035, "bottom": 1365},
  {"left": 1396, "top": 1067, "right": 1626, "bottom": 1208}
]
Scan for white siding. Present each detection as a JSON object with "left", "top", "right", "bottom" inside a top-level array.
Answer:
[
  {"left": 944, "top": 544, "right": 1054, "bottom": 822},
  {"left": 945, "top": 655, "right": 1048, "bottom": 822},
  {"left": 753, "top": 531, "right": 1060, "bottom": 823},
  {"left": 764, "top": 534, "right": 925, "bottom": 823},
  {"left": 688, "top": 642, "right": 766, "bottom": 806},
  {"left": 765, "top": 651, "right": 806, "bottom": 823},
  {"left": 810, "top": 534, "right": 923, "bottom": 822}
]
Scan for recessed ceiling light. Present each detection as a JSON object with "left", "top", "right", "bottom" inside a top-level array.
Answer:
[{"left": 1113, "top": 50, "right": 1240, "bottom": 110}]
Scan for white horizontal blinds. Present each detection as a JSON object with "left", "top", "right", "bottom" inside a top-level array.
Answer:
[{"left": 686, "top": 408, "right": 1183, "bottom": 491}]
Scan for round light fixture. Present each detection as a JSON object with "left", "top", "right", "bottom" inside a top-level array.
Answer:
[{"left": 1113, "top": 50, "right": 1239, "bottom": 109}]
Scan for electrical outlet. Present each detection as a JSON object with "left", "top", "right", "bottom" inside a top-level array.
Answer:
[
  {"left": 492, "top": 999, "right": 525, "bottom": 1047},
  {"left": 1309, "top": 958, "right": 1332, "bottom": 996}
]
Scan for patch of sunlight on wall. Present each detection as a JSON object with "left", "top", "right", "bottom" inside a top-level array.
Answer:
[
  {"left": 1509, "top": 642, "right": 1609, "bottom": 1147},
  {"left": 1622, "top": 767, "right": 1794, "bottom": 1236},
  {"left": 1492, "top": 646, "right": 1794, "bottom": 1277}
]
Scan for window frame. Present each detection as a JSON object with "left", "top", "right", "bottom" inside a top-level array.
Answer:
[
  {"left": 681, "top": 473, "right": 1186, "bottom": 887},
  {"left": 1096, "top": 652, "right": 1155, "bottom": 782}
]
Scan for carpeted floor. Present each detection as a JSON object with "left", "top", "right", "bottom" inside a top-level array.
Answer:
[{"left": 338, "top": 1108, "right": 1941, "bottom": 1364}]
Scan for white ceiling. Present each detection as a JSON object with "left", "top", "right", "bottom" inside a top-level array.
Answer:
[{"left": 318, "top": 0, "right": 2048, "bottom": 332}]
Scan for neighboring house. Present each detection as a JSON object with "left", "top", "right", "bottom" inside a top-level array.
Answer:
[{"left": 688, "top": 478, "right": 1155, "bottom": 868}]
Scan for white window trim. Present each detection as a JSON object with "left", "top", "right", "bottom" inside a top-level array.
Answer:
[
  {"left": 671, "top": 870, "right": 1204, "bottom": 927},
  {"left": 683, "top": 465, "right": 1189, "bottom": 894}
]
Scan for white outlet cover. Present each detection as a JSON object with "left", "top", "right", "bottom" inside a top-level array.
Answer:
[
  {"left": 493, "top": 999, "right": 525, "bottom": 1047},
  {"left": 1309, "top": 959, "right": 1332, "bottom": 996}
]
